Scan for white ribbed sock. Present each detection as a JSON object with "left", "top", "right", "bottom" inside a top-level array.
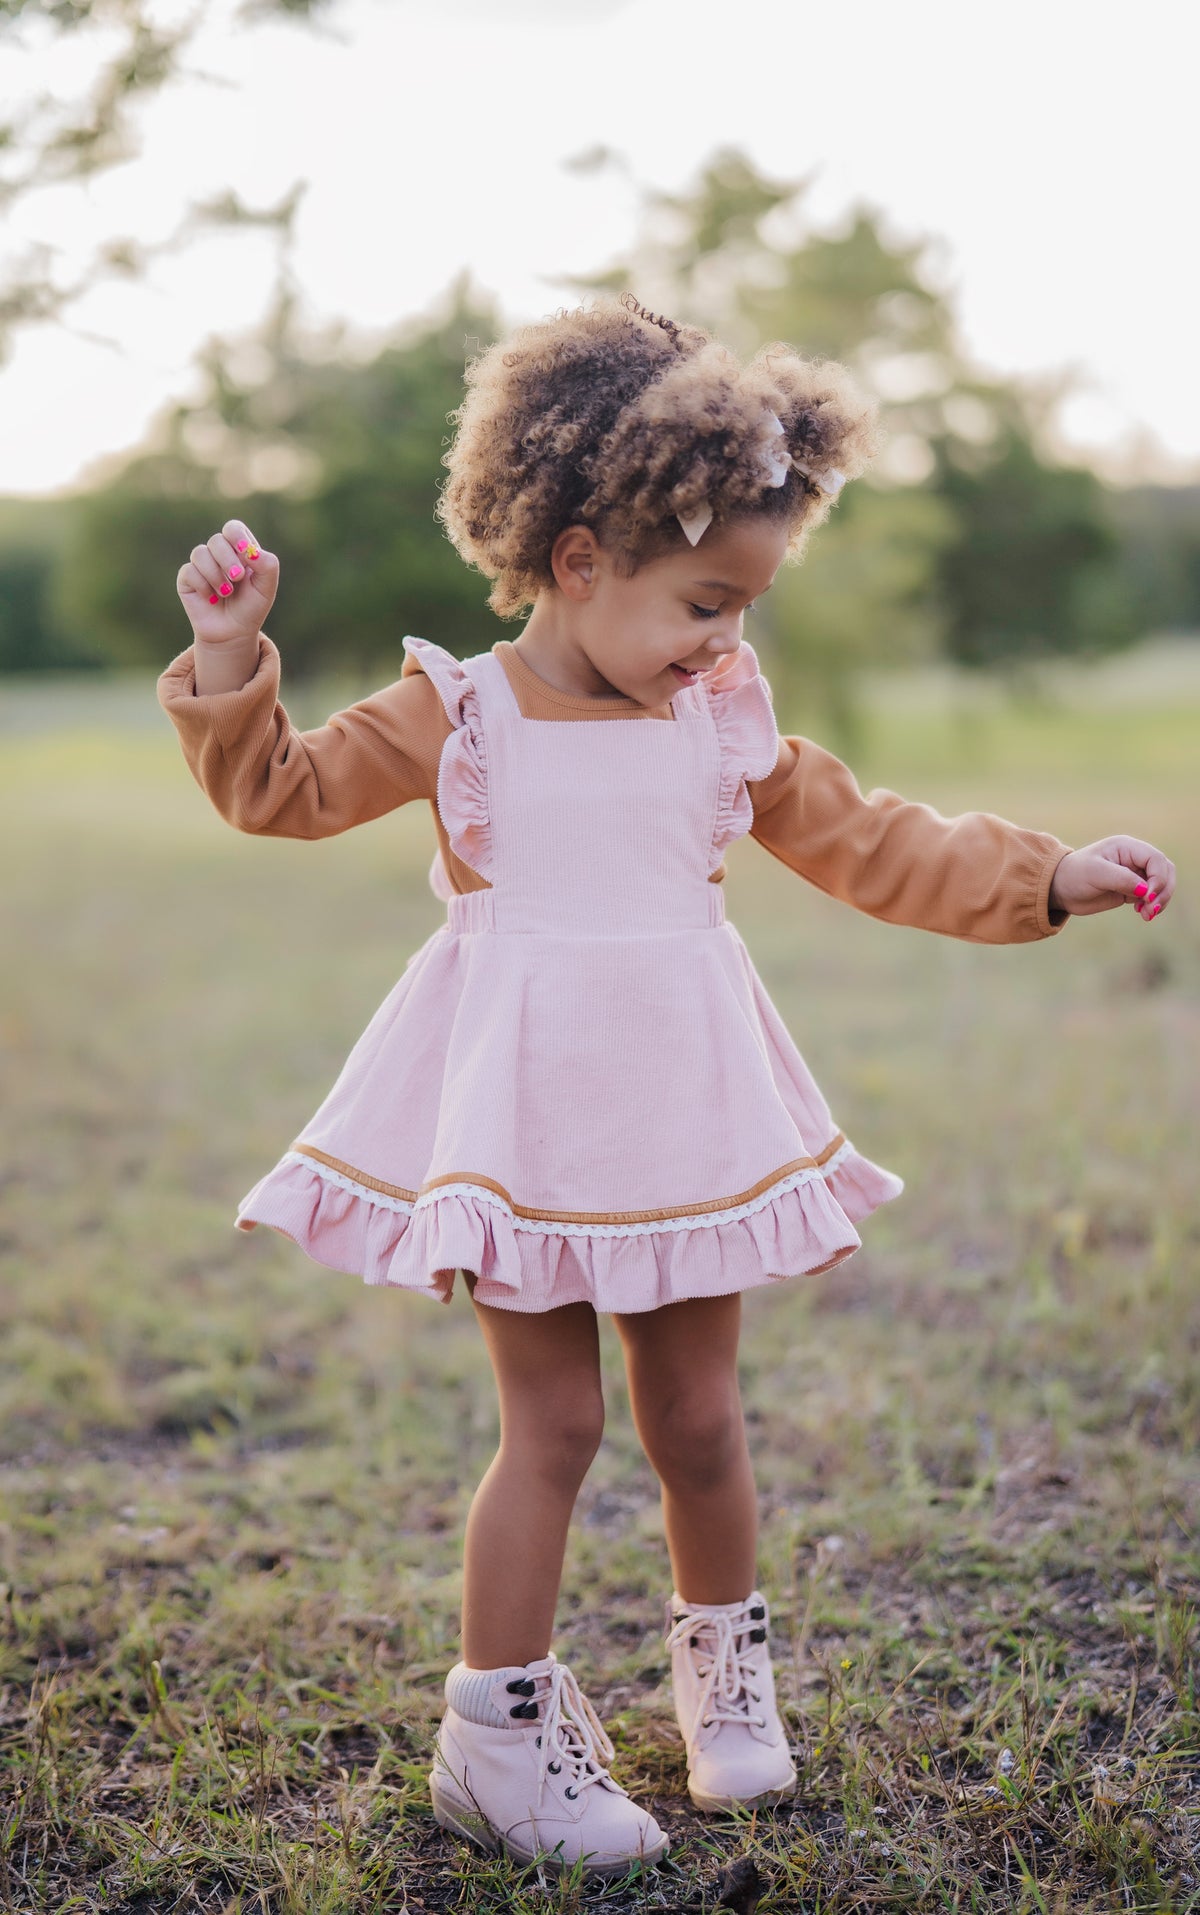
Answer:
[
  {"left": 672, "top": 1588, "right": 759, "bottom": 1616},
  {"left": 444, "top": 1658, "right": 548, "bottom": 1730}
]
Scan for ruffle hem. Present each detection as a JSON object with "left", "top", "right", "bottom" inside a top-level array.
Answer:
[{"left": 235, "top": 1140, "right": 904, "bottom": 1315}]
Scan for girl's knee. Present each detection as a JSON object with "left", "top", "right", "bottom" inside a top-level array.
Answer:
[
  {"left": 639, "top": 1389, "right": 745, "bottom": 1489},
  {"left": 505, "top": 1389, "right": 605, "bottom": 1484}
]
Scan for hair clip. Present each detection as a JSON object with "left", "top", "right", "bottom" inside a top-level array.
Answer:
[
  {"left": 793, "top": 460, "right": 847, "bottom": 497},
  {"left": 758, "top": 410, "right": 791, "bottom": 486},
  {"left": 676, "top": 504, "right": 713, "bottom": 546},
  {"left": 674, "top": 412, "right": 848, "bottom": 543}
]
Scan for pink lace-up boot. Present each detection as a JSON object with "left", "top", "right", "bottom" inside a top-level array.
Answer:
[
  {"left": 665, "top": 1589, "right": 797, "bottom": 1811},
  {"left": 430, "top": 1651, "right": 669, "bottom": 1876}
]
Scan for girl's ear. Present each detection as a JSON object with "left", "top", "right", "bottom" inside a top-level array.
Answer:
[{"left": 551, "top": 524, "right": 599, "bottom": 599}]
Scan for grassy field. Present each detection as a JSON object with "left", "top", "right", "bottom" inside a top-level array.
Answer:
[{"left": 2, "top": 652, "right": 1198, "bottom": 1913}]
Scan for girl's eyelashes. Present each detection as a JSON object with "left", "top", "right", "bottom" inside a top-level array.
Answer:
[{"left": 687, "top": 601, "right": 759, "bottom": 620}]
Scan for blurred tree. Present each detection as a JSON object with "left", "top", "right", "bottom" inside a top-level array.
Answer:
[
  {"left": 563, "top": 146, "right": 1152, "bottom": 737},
  {"left": 6, "top": 119, "right": 1190, "bottom": 692},
  {"left": 0, "top": 548, "right": 98, "bottom": 669},
  {"left": 0, "top": 496, "right": 99, "bottom": 668},
  {"left": 1115, "top": 483, "right": 1200, "bottom": 636},
  {"left": 0, "top": 0, "right": 335, "bottom": 365},
  {"left": 56, "top": 275, "right": 503, "bottom": 680},
  {"left": 564, "top": 146, "right": 983, "bottom": 484},
  {"left": 929, "top": 425, "right": 1139, "bottom": 671},
  {"left": 762, "top": 482, "right": 957, "bottom": 748}
]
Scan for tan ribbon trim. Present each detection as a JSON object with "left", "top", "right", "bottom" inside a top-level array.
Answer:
[{"left": 289, "top": 1135, "right": 847, "bottom": 1227}]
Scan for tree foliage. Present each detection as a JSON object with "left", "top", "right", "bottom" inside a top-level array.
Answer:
[
  {"left": 930, "top": 427, "right": 1137, "bottom": 670},
  {"left": 563, "top": 146, "right": 1148, "bottom": 724},
  {"left": 52, "top": 278, "right": 503, "bottom": 678},
  {"left": 0, "top": 125, "right": 1190, "bottom": 695},
  {"left": 0, "top": 0, "right": 332, "bottom": 364}
]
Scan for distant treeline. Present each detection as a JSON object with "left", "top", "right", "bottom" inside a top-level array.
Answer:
[
  {"left": 3, "top": 163, "right": 1198, "bottom": 707},
  {"left": 2, "top": 318, "right": 1195, "bottom": 689}
]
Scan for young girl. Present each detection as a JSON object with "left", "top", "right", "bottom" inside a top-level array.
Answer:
[{"left": 158, "top": 295, "right": 1175, "bottom": 1880}]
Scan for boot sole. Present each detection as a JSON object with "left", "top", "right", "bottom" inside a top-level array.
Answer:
[
  {"left": 430, "top": 1774, "right": 669, "bottom": 1877},
  {"left": 688, "top": 1775, "right": 797, "bottom": 1813}
]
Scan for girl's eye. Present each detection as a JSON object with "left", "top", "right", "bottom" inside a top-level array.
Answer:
[{"left": 688, "top": 604, "right": 720, "bottom": 620}]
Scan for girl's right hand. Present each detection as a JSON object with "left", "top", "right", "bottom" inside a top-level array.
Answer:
[{"left": 176, "top": 518, "right": 279, "bottom": 646}]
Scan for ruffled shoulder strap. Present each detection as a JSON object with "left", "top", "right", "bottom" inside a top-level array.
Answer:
[
  {"left": 401, "top": 635, "right": 475, "bottom": 728},
  {"left": 401, "top": 636, "right": 492, "bottom": 884},
  {"left": 704, "top": 640, "right": 782, "bottom": 865}
]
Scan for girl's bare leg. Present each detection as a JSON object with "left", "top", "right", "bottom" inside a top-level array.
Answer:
[
  {"left": 612, "top": 1292, "right": 758, "bottom": 1601},
  {"left": 461, "top": 1277, "right": 605, "bottom": 1668}
]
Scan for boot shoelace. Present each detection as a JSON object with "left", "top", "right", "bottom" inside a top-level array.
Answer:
[
  {"left": 665, "top": 1600, "right": 769, "bottom": 1731},
  {"left": 504, "top": 1660, "right": 617, "bottom": 1810}
]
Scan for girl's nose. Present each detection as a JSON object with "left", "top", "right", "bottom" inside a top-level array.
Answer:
[{"left": 705, "top": 632, "right": 742, "bottom": 660}]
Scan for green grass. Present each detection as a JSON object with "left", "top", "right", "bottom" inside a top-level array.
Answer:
[{"left": 1, "top": 658, "right": 1198, "bottom": 1912}]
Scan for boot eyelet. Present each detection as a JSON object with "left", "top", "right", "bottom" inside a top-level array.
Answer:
[
  {"left": 564, "top": 1784, "right": 577, "bottom": 1799},
  {"left": 535, "top": 1735, "right": 541, "bottom": 1747},
  {"left": 548, "top": 1760, "right": 561, "bottom": 1773}
]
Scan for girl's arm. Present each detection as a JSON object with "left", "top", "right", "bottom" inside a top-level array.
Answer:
[
  {"left": 157, "top": 634, "right": 452, "bottom": 838},
  {"left": 159, "top": 519, "right": 453, "bottom": 838},
  {"left": 748, "top": 735, "right": 1176, "bottom": 940},
  {"left": 748, "top": 734, "right": 1072, "bottom": 944}
]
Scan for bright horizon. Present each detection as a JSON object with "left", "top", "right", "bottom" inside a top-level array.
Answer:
[{"left": 2, "top": 0, "right": 1198, "bottom": 498}]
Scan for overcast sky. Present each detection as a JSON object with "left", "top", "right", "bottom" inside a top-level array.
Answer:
[{"left": 2, "top": 0, "right": 1197, "bottom": 495}]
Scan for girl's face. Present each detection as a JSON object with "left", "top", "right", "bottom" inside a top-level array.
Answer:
[{"left": 528, "top": 515, "right": 792, "bottom": 709}]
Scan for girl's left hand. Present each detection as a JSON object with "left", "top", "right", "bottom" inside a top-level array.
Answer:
[{"left": 1050, "top": 836, "right": 1176, "bottom": 921}]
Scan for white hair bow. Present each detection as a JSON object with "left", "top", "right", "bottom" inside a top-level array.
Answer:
[{"left": 676, "top": 412, "right": 847, "bottom": 546}]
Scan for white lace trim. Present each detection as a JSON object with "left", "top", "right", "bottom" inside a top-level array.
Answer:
[
  {"left": 279, "top": 1153, "right": 415, "bottom": 1214},
  {"left": 815, "top": 1136, "right": 853, "bottom": 1179},
  {"left": 424, "top": 1168, "right": 828, "bottom": 1238},
  {"left": 278, "top": 1145, "right": 857, "bottom": 1240}
]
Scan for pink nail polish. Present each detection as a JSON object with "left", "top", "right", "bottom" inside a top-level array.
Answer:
[
  {"left": 218, "top": 581, "right": 233, "bottom": 596},
  {"left": 1135, "top": 883, "right": 1148, "bottom": 897},
  {"left": 209, "top": 593, "right": 220, "bottom": 604},
  {"left": 228, "top": 564, "right": 243, "bottom": 579},
  {"left": 236, "top": 539, "right": 248, "bottom": 552},
  {"left": 1152, "top": 903, "right": 1162, "bottom": 917}
]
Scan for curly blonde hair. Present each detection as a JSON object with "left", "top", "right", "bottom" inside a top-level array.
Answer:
[{"left": 436, "top": 293, "right": 882, "bottom": 618}]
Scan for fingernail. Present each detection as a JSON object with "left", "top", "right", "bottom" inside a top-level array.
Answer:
[
  {"left": 1135, "top": 883, "right": 1148, "bottom": 897},
  {"left": 1152, "top": 903, "right": 1162, "bottom": 917},
  {"left": 236, "top": 539, "right": 249, "bottom": 552},
  {"left": 246, "top": 546, "right": 260, "bottom": 559},
  {"left": 1145, "top": 893, "right": 1157, "bottom": 906},
  {"left": 228, "top": 564, "right": 243, "bottom": 579},
  {"left": 218, "top": 582, "right": 233, "bottom": 597},
  {"left": 208, "top": 593, "right": 220, "bottom": 604}
]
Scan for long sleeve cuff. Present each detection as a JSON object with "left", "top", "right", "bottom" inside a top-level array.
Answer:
[{"left": 157, "top": 634, "right": 280, "bottom": 744}]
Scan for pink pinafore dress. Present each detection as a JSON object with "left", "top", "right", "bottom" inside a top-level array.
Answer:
[{"left": 234, "top": 638, "right": 903, "bottom": 1312}]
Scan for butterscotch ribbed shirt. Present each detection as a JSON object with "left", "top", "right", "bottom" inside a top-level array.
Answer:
[{"left": 156, "top": 633, "right": 1073, "bottom": 944}]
